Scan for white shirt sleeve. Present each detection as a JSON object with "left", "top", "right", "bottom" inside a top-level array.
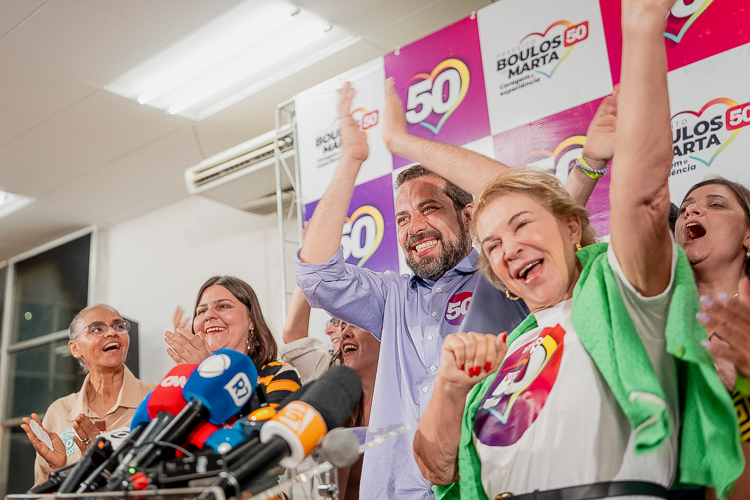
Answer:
[
  {"left": 606, "top": 242, "right": 678, "bottom": 342},
  {"left": 279, "top": 337, "right": 332, "bottom": 385}
]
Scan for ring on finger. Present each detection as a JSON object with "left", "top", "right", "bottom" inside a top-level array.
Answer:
[{"left": 82, "top": 437, "right": 90, "bottom": 445}]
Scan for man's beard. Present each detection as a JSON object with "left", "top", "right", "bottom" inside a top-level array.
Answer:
[{"left": 405, "top": 223, "right": 470, "bottom": 282}]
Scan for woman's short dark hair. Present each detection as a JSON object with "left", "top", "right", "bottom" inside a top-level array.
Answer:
[
  {"left": 193, "top": 276, "right": 277, "bottom": 366},
  {"left": 682, "top": 176, "right": 750, "bottom": 278}
]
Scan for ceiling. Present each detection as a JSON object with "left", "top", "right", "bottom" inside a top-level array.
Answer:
[{"left": 0, "top": 0, "right": 491, "bottom": 262}]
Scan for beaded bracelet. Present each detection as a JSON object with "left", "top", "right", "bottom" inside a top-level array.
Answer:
[{"left": 576, "top": 156, "right": 608, "bottom": 180}]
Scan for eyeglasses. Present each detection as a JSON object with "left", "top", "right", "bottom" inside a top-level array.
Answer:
[
  {"left": 80, "top": 320, "right": 130, "bottom": 336},
  {"left": 326, "top": 318, "right": 347, "bottom": 329}
]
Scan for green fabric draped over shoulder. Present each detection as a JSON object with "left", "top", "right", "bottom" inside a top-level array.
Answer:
[{"left": 435, "top": 243, "right": 743, "bottom": 500}]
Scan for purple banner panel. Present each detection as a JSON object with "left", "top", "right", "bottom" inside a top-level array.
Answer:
[
  {"left": 304, "top": 174, "right": 400, "bottom": 274},
  {"left": 492, "top": 97, "right": 612, "bottom": 237},
  {"left": 384, "top": 15, "right": 491, "bottom": 169}
]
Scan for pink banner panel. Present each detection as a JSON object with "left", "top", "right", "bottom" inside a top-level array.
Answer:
[
  {"left": 304, "top": 174, "right": 400, "bottom": 273},
  {"left": 491, "top": 97, "right": 612, "bottom": 236},
  {"left": 601, "top": 0, "right": 750, "bottom": 84},
  {"left": 384, "top": 15, "right": 491, "bottom": 169}
]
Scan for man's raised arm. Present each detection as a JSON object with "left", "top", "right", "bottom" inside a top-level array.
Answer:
[
  {"left": 382, "top": 77, "right": 617, "bottom": 207},
  {"left": 300, "top": 82, "right": 369, "bottom": 264}
]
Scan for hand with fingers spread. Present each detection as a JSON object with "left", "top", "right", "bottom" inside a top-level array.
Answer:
[
  {"left": 437, "top": 332, "right": 509, "bottom": 393},
  {"left": 338, "top": 81, "right": 369, "bottom": 164},
  {"left": 71, "top": 413, "right": 100, "bottom": 454},
  {"left": 166, "top": 327, "right": 212, "bottom": 364},
  {"left": 698, "top": 277, "right": 750, "bottom": 383},
  {"left": 21, "top": 413, "right": 67, "bottom": 471}
]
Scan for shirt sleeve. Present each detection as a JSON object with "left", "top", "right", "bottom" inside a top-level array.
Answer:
[
  {"left": 607, "top": 242, "right": 678, "bottom": 342},
  {"left": 295, "top": 247, "right": 389, "bottom": 338},
  {"left": 279, "top": 337, "right": 332, "bottom": 385},
  {"left": 259, "top": 362, "right": 303, "bottom": 407}
]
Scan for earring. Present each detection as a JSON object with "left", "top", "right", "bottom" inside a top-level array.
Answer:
[
  {"left": 505, "top": 289, "right": 520, "bottom": 301},
  {"left": 246, "top": 328, "right": 255, "bottom": 353},
  {"left": 746, "top": 247, "right": 750, "bottom": 259},
  {"left": 575, "top": 242, "right": 582, "bottom": 252}
]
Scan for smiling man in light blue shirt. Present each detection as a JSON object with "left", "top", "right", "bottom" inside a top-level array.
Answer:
[{"left": 295, "top": 83, "right": 531, "bottom": 499}]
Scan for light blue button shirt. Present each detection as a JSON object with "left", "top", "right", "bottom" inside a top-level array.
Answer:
[{"left": 295, "top": 248, "right": 528, "bottom": 500}]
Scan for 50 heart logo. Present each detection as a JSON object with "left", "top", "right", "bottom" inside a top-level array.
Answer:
[
  {"left": 496, "top": 20, "right": 588, "bottom": 81},
  {"left": 664, "top": 0, "right": 714, "bottom": 44},
  {"left": 671, "top": 98, "right": 748, "bottom": 168},
  {"left": 404, "top": 58, "right": 470, "bottom": 135},
  {"left": 341, "top": 205, "right": 384, "bottom": 267}
]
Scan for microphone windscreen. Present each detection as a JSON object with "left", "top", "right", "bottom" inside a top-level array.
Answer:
[
  {"left": 319, "top": 428, "right": 360, "bottom": 468},
  {"left": 130, "top": 391, "right": 153, "bottom": 431},
  {"left": 148, "top": 364, "right": 197, "bottom": 417},
  {"left": 297, "top": 365, "right": 362, "bottom": 430},
  {"left": 183, "top": 348, "right": 258, "bottom": 425}
]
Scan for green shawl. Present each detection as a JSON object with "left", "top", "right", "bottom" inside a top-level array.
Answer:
[{"left": 436, "top": 243, "right": 743, "bottom": 500}]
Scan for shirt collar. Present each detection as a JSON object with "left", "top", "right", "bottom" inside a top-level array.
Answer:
[
  {"left": 67, "top": 366, "right": 141, "bottom": 420},
  {"left": 409, "top": 249, "right": 479, "bottom": 288}
]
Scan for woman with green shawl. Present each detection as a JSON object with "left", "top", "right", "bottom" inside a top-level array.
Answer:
[{"left": 412, "top": 0, "right": 743, "bottom": 498}]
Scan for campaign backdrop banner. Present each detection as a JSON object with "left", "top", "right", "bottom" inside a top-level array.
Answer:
[
  {"left": 491, "top": 97, "right": 611, "bottom": 237},
  {"left": 666, "top": 44, "right": 750, "bottom": 204},
  {"left": 303, "top": 174, "right": 399, "bottom": 274},
  {"left": 294, "top": 0, "right": 750, "bottom": 275},
  {"left": 601, "top": 0, "right": 750, "bottom": 84},
  {"left": 295, "top": 58, "right": 391, "bottom": 205},
  {"left": 478, "top": 0, "right": 612, "bottom": 135},
  {"left": 384, "top": 15, "right": 491, "bottom": 169}
]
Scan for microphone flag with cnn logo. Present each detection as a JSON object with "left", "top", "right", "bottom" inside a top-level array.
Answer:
[{"left": 147, "top": 363, "right": 198, "bottom": 418}]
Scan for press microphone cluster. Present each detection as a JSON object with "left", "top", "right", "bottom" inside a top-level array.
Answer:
[{"left": 30, "top": 356, "right": 363, "bottom": 499}]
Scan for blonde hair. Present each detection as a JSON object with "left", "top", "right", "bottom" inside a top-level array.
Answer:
[{"left": 471, "top": 167, "right": 597, "bottom": 291}]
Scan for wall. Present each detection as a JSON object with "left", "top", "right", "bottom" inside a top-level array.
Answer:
[{"left": 99, "top": 195, "right": 304, "bottom": 384}]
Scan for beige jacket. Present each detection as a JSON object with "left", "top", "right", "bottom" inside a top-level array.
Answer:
[{"left": 34, "top": 366, "right": 154, "bottom": 485}]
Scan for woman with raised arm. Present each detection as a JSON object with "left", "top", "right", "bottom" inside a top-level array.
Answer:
[{"left": 413, "top": 1, "right": 743, "bottom": 499}]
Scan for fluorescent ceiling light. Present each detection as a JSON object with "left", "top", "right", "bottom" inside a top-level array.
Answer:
[
  {"left": 0, "top": 191, "right": 34, "bottom": 220},
  {"left": 105, "top": 0, "right": 358, "bottom": 120}
]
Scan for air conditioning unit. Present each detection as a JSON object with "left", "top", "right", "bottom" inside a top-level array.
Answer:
[{"left": 184, "top": 125, "right": 296, "bottom": 214}]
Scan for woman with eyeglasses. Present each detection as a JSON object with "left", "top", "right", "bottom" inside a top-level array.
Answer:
[{"left": 21, "top": 304, "right": 155, "bottom": 486}]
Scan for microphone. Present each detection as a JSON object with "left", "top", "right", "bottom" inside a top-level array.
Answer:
[
  {"left": 98, "top": 411, "right": 174, "bottom": 491},
  {"left": 75, "top": 424, "right": 147, "bottom": 493},
  {"left": 147, "top": 363, "right": 198, "bottom": 418},
  {"left": 57, "top": 436, "right": 114, "bottom": 493},
  {"left": 130, "top": 390, "right": 153, "bottom": 431},
  {"left": 200, "top": 365, "right": 362, "bottom": 500},
  {"left": 27, "top": 463, "right": 78, "bottom": 494},
  {"left": 104, "top": 349, "right": 257, "bottom": 490},
  {"left": 318, "top": 428, "right": 361, "bottom": 468}
]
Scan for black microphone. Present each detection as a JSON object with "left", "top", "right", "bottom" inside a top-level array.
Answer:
[
  {"left": 27, "top": 463, "right": 78, "bottom": 494},
  {"left": 75, "top": 424, "right": 146, "bottom": 493},
  {"left": 57, "top": 436, "right": 114, "bottom": 493},
  {"left": 99, "top": 411, "right": 174, "bottom": 491},
  {"left": 200, "top": 365, "right": 362, "bottom": 500}
]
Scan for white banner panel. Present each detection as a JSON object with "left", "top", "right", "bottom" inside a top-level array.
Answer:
[
  {"left": 667, "top": 44, "right": 750, "bottom": 204},
  {"left": 295, "top": 58, "right": 391, "bottom": 205},
  {"left": 477, "top": 0, "right": 612, "bottom": 135}
]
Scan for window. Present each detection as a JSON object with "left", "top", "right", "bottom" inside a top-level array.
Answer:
[{"left": 0, "top": 230, "right": 93, "bottom": 495}]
